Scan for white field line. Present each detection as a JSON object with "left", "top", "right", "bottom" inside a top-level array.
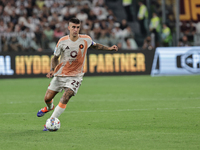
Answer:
[
  {"left": 0, "top": 97, "right": 200, "bottom": 105},
  {"left": 2, "top": 107, "right": 200, "bottom": 115}
]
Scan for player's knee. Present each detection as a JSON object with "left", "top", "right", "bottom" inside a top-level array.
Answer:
[{"left": 60, "top": 90, "right": 74, "bottom": 104}]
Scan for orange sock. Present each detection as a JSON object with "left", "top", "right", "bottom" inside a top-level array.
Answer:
[
  {"left": 50, "top": 102, "right": 67, "bottom": 118},
  {"left": 58, "top": 102, "right": 67, "bottom": 109}
]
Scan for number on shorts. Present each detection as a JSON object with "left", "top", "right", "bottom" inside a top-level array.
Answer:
[{"left": 71, "top": 80, "right": 80, "bottom": 88}]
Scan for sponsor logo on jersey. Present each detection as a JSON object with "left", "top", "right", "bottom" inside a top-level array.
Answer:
[{"left": 70, "top": 51, "right": 78, "bottom": 58}]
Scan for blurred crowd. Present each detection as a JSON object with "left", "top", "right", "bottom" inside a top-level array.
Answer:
[
  {"left": 136, "top": 0, "right": 200, "bottom": 50},
  {"left": 178, "top": 21, "right": 200, "bottom": 47},
  {"left": 0, "top": 0, "right": 138, "bottom": 52},
  {"left": 0, "top": 0, "right": 200, "bottom": 53}
]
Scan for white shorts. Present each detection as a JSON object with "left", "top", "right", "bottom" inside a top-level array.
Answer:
[{"left": 48, "top": 76, "right": 83, "bottom": 95}]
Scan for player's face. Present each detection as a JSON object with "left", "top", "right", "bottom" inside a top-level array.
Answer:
[{"left": 68, "top": 22, "right": 81, "bottom": 37}]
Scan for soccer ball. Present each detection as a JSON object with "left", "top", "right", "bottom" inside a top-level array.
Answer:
[{"left": 45, "top": 117, "right": 61, "bottom": 131}]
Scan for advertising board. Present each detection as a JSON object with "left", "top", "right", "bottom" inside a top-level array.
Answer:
[
  {"left": 151, "top": 47, "right": 200, "bottom": 76},
  {"left": 0, "top": 49, "right": 155, "bottom": 78}
]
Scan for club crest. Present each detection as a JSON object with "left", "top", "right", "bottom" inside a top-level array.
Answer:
[{"left": 79, "top": 44, "right": 84, "bottom": 49}]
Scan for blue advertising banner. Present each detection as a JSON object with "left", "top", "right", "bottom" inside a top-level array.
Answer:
[{"left": 151, "top": 47, "right": 200, "bottom": 76}]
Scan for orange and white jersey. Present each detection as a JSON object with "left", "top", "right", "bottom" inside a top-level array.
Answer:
[{"left": 53, "top": 34, "right": 95, "bottom": 77}]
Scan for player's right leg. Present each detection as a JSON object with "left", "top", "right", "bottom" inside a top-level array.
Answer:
[{"left": 37, "top": 89, "right": 58, "bottom": 117}]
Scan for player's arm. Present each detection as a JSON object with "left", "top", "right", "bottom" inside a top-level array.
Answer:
[
  {"left": 90, "top": 43, "right": 118, "bottom": 51},
  {"left": 46, "top": 55, "right": 59, "bottom": 78}
]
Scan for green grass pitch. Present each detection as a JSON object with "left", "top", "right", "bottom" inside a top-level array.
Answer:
[{"left": 0, "top": 75, "right": 200, "bottom": 150}]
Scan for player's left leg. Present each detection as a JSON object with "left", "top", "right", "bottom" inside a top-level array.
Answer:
[
  {"left": 50, "top": 76, "right": 82, "bottom": 118},
  {"left": 50, "top": 87, "right": 74, "bottom": 118},
  {"left": 43, "top": 76, "right": 82, "bottom": 131}
]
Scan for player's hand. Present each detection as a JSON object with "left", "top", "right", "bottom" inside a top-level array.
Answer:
[
  {"left": 110, "top": 45, "right": 118, "bottom": 51},
  {"left": 46, "top": 70, "right": 54, "bottom": 78}
]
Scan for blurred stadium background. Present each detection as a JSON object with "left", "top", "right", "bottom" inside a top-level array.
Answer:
[
  {"left": 1, "top": 1, "right": 200, "bottom": 149},
  {"left": 0, "top": 0, "right": 200, "bottom": 53},
  {"left": 0, "top": 0, "right": 200, "bottom": 78}
]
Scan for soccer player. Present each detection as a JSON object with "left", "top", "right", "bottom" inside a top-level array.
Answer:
[{"left": 37, "top": 18, "right": 118, "bottom": 131}]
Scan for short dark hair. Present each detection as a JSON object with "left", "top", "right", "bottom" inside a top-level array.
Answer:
[{"left": 69, "top": 18, "right": 80, "bottom": 24}]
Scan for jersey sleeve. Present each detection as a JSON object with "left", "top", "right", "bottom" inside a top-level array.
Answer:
[
  {"left": 86, "top": 35, "right": 96, "bottom": 48},
  {"left": 54, "top": 35, "right": 69, "bottom": 56},
  {"left": 54, "top": 38, "right": 63, "bottom": 56},
  {"left": 54, "top": 46, "right": 61, "bottom": 56},
  {"left": 91, "top": 41, "right": 96, "bottom": 46}
]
